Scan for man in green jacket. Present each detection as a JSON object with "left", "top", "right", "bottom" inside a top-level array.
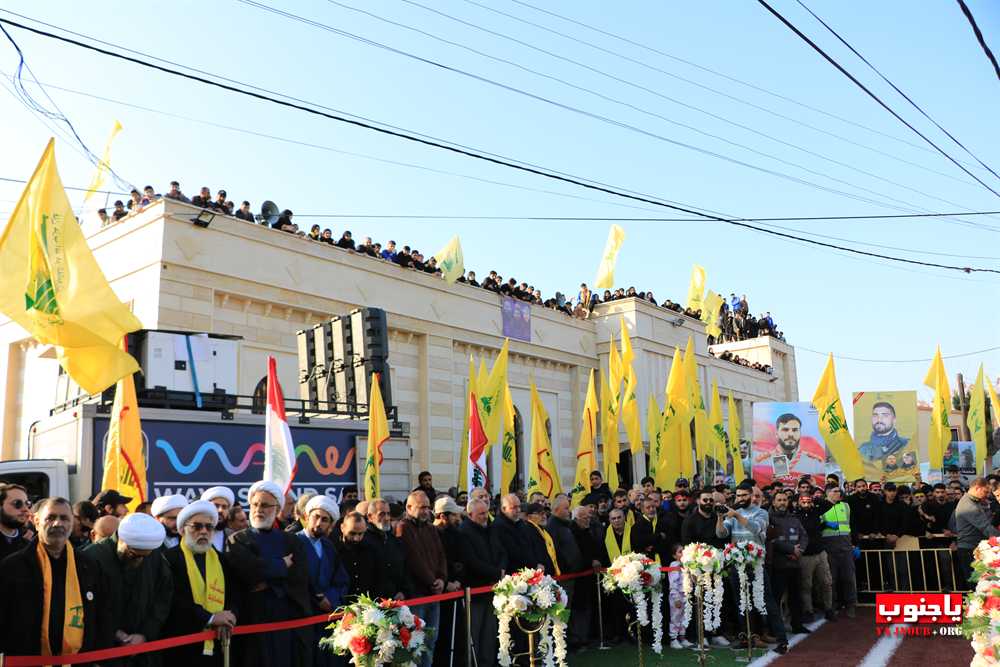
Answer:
[{"left": 821, "top": 483, "right": 856, "bottom": 619}]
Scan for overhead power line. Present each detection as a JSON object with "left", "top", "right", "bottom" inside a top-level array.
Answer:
[
  {"left": 955, "top": 0, "right": 1000, "bottom": 81},
  {"left": 756, "top": 0, "right": 1000, "bottom": 198},
  {"left": 796, "top": 344, "right": 1000, "bottom": 364},
  {"left": 2, "top": 17, "right": 999, "bottom": 276}
]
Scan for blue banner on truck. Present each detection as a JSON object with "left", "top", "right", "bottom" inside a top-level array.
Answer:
[{"left": 92, "top": 418, "right": 359, "bottom": 504}]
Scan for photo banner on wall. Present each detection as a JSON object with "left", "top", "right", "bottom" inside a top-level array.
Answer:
[
  {"left": 501, "top": 296, "right": 531, "bottom": 342},
  {"left": 751, "top": 401, "right": 828, "bottom": 487},
  {"left": 852, "top": 391, "right": 919, "bottom": 481},
  {"left": 944, "top": 440, "right": 977, "bottom": 484}
]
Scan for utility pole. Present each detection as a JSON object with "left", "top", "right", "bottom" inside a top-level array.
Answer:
[{"left": 957, "top": 373, "right": 971, "bottom": 441}]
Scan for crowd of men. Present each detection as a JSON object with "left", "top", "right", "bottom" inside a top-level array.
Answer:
[{"left": 4, "top": 465, "right": 997, "bottom": 666}]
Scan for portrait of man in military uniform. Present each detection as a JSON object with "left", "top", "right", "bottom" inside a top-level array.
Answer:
[
  {"left": 853, "top": 391, "right": 919, "bottom": 481},
  {"left": 858, "top": 402, "right": 909, "bottom": 461},
  {"left": 751, "top": 403, "right": 827, "bottom": 488}
]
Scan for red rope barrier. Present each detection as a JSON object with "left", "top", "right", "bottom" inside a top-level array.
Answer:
[{"left": 3, "top": 565, "right": 680, "bottom": 665}]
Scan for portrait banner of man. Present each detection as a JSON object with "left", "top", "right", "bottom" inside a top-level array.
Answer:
[
  {"left": 751, "top": 402, "right": 828, "bottom": 488},
  {"left": 852, "top": 391, "right": 919, "bottom": 481}
]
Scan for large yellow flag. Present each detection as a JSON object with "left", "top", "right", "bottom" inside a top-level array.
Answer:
[
  {"left": 646, "top": 394, "right": 662, "bottom": 483},
  {"left": 967, "top": 365, "right": 988, "bottom": 474},
  {"left": 83, "top": 120, "right": 123, "bottom": 204},
  {"left": 619, "top": 319, "right": 642, "bottom": 454},
  {"left": 600, "top": 368, "right": 621, "bottom": 492},
  {"left": 363, "top": 372, "right": 390, "bottom": 500},
  {"left": 686, "top": 264, "right": 706, "bottom": 312},
  {"left": 707, "top": 380, "right": 728, "bottom": 480},
  {"left": 570, "top": 370, "right": 599, "bottom": 507},
  {"left": 0, "top": 139, "right": 142, "bottom": 394},
  {"left": 987, "top": 372, "right": 1000, "bottom": 429},
  {"left": 683, "top": 337, "right": 711, "bottom": 464},
  {"left": 594, "top": 223, "right": 626, "bottom": 289},
  {"left": 923, "top": 347, "right": 952, "bottom": 470},
  {"left": 479, "top": 339, "right": 509, "bottom": 452},
  {"left": 660, "top": 349, "right": 689, "bottom": 487},
  {"left": 701, "top": 290, "right": 724, "bottom": 338},
  {"left": 727, "top": 390, "right": 746, "bottom": 483},
  {"left": 528, "top": 380, "right": 563, "bottom": 499},
  {"left": 500, "top": 382, "right": 518, "bottom": 494},
  {"left": 433, "top": 235, "right": 464, "bottom": 284},
  {"left": 458, "top": 357, "right": 475, "bottom": 489},
  {"left": 101, "top": 339, "right": 145, "bottom": 509},
  {"left": 609, "top": 332, "right": 624, "bottom": 396},
  {"left": 812, "top": 354, "right": 865, "bottom": 480}
]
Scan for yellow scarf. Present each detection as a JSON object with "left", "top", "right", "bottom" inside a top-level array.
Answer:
[
  {"left": 625, "top": 509, "right": 635, "bottom": 531},
  {"left": 180, "top": 539, "right": 226, "bottom": 655},
  {"left": 37, "top": 540, "right": 84, "bottom": 658},
  {"left": 530, "top": 521, "right": 561, "bottom": 576},
  {"left": 604, "top": 525, "right": 632, "bottom": 561},
  {"left": 642, "top": 514, "right": 661, "bottom": 565}
]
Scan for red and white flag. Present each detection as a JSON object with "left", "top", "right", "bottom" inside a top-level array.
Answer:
[
  {"left": 264, "top": 356, "right": 297, "bottom": 493},
  {"left": 466, "top": 391, "right": 490, "bottom": 491}
]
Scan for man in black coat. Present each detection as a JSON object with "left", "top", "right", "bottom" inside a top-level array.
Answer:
[
  {"left": 681, "top": 489, "right": 727, "bottom": 548},
  {"left": 491, "top": 494, "right": 544, "bottom": 572},
  {"left": 0, "top": 482, "right": 32, "bottom": 562},
  {"left": 363, "top": 498, "right": 412, "bottom": 599},
  {"left": 0, "top": 497, "right": 112, "bottom": 661},
  {"left": 459, "top": 500, "right": 504, "bottom": 667},
  {"left": 334, "top": 512, "right": 383, "bottom": 599},
  {"left": 631, "top": 496, "right": 670, "bottom": 565}
]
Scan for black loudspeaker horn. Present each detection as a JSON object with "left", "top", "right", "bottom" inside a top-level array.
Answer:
[{"left": 259, "top": 200, "right": 280, "bottom": 226}]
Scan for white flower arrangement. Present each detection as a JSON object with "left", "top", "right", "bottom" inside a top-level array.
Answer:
[
  {"left": 723, "top": 541, "right": 767, "bottom": 616},
  {"left": 680, "top": 542, "right": 727, "bottom": 632},
  {"left": 602, "top": 553, "right": 664, "bottom": 653},
  {"left": 493, "top": 568, "right": 570, "bottom": 667},
  {"left": 321, "top": 595, "right": 430, "bottom": 667}
]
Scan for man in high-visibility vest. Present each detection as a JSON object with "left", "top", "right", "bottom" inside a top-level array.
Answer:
[{"left": 821, "top": 482, "right": 857, "bottom": 619}]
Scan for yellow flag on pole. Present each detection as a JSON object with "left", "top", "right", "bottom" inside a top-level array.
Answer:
[
  {"left": 101, "top": 338, "right": 145, "bottom": 510},
  {"left": 0, "top": 139, "right": 141, "bottom": 394},
  {"left": 707, "top": 380, "right": 728, "bottom": 480},
  {"left": 660, "top": 348, "right": 689, "bottom": 487},
  {"left": 619, "top": 317, "right": 634, "bottom": 368},
  {"left": 570, "top": 370, "right": 599, "bottom": 507},
  {"left": 701, "top": 290, "right": 724, "bottom": 338},
  {"left": 600, "top": 368, "right": 621, "bottom": 492},
  {"left": 686, "top": 264, "right": 706, "bottom": 312},
  {"left": 968, "top": 364, "right": 988, "bottom": 473},
  {"left": 646, "top": 394, "right": 662, "bottom": 483},
  {"left": 683, "top": 337, "right": 710, "bottom": 466},
  {"left": 500, "top": 382, "right": 517, "bottom": 494},
  {"left": 458, "top": 357, "right": 475, "bottom": 490},
  {"left": 433, "top": 235, "right": 465, "bottom": 284},
  {"left": 727, "top": 390, "right": 746, "bottom": 483},
  {"left": 922, "top": 346, "right": 952, "bottom": 470},
  {"left": 594, "top": 223, "right": 625, "bottom": 289},
  {"left": 83, "top": 120, "right": 123, "bottom": 204},
  {"left": 619, "top": 319, "right": 642, "bottom": 454},
  {"left": 528, "top": 380, "right": 562, "bottom": 499},
  {"left": 363, "top": 372, "right": 390, "bottom": 500},
  {"left": 812, "top": 354, "right": 865, "bottom": 481},
  {"left": 479, "top": 340, "right": 509, "bottom": 453},
  {"left": 987, "top": 372, "right": 1000, "bottom": 430}
]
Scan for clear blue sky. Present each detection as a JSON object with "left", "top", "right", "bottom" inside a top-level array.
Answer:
[{"left": 1, "top": 0, "right": 998, "bottom": 407}]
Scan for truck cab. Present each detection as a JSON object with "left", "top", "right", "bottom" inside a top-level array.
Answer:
[{"left": 0, "top": 459, "right": 69, "bottom": 500}]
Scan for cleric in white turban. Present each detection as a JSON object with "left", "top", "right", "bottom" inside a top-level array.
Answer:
[
  {"left": 151, "top": 494, "right": 187, "bottom": 548},
  {"left": 201, "top": 486, "right": 236, "bottom": 552}
]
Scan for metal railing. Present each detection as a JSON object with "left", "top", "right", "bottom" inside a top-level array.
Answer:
[{"left": 856, "top": 547, "right": 964, "bottom": 600}]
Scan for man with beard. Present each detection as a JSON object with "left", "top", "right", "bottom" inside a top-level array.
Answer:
[
  {"left": 846, "top": 479, "right": 882, "bottom": 540},
  {"left": 0, "top": 483, "right": 31, "bottom": 560},
  {"left": 681, "top": 489, "right": 726, "bottom": 548},
  {"left": 459, "top": 499, "right": 503, "bottom": 667},
  {"left": 397, "top": 491, "right": 447, "bottom": 667},
  {"left": 413, "top": 471, "right": 439, "bottom": 502},
  {"left": 859, "top": 402, "right": 910, "bottom": 462},
  {"left": 151, "top": 495, "right": 187, "bottom": 549},
  {"left": 767, "top": 490, "right": 810, "bottom": 634},
  {"left": 364, "top": 498, "right": 411, "bottom": 599},
  {"left": 821, "top": 483, "right": 857, "bottom": 619},
  {"left": 432, "top": 496, "right": 466, "bottom": 667},
  {"left": 664, "top": 489, "right": 691, "bottom": 548},
  {"left": 753, "top": 413, "right": 825, "bottom": 488},
  {"left": 200, "top": 487, "right": 235, "bottom": 553},
  {"left": 297, "top": 496, "right": 348, "bottom": 667},
  {"left": 491, "top": 494, "right": 539, "bottom": 571},
  {"left": 93, "top": 490, "right": 131, "bottom": 519},
  {"left": 601, "top": 508, "right": 631, "bottom": 643},
  {"left": 335, "top": 512, "right": 382, "bottom": 599},
  {"left": 71, "top": 501, "right": 99, "bottom": 549},
  {"left": 793, "top": 492, "right": 834, "bottom": 622},
  {"left": 86, "top": 511, "right": 173, "bottom": 666},
  {"left": 631, "top": 496, "right": 670, "bottom": 565},
  {"left": 0, "top": 497, "right": 112, "bottom": 659},
  {"left": 162, "top": 501, "right": 239, "bottom": 666},
  {"left": 227, "top": 480, "right": 312, "bottom": 667}
]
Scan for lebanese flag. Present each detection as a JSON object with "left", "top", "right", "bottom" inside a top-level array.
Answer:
[
  {"left": 264, "top": 356, "right": 297, "bottom": 493},
  {"left": 466, "top": 392, "right": 490, "bottom": 491}
]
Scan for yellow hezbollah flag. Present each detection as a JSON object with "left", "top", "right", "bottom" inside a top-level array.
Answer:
[
  {"left": 570, "top": 369, "right": 599, "bottom": 507},
  {"left": 479, "top": 339, "right": 509, "bottom": 453},
  {"left": 646, "top": 394, "right": 662, "bottom": 483},
  {"left": 83, "top": 120, "right": 123, "bottom": 204},
  {"left": 458, "top": 356, "right": 475, "bottom": 490},
  {"left": 363, "top": 372, "right": 390, "bottom": 500},
  {"left": 683, "top": 337, "right": 711, "bottom": 465},
  {"left": 727, "top": 390, "right": 746, "bottom": 483},
  {"left": 600, "top": 367, "right": 621, "bottom": 492},
  {"left": 707, "top": 380, "right": 727, "bottom": 479},
  {"left": 812, "top": 354, "right": 864, "bottom": 480},
  {"left": 101, "top": 339, "right": 145, "bottom": 509},
  {"left": 619, "top": 319, "right": 642, "bottom": 454},
  {"left": 923, "top": 346, "right": 952, "bottom": 470},
  {"left": 686, "top": 264, "right": 706, "bottom": 312},
  {"left": 500, "top": 381, "right": 517, "bottom": 494},
  {"left": 433, "top": 235, "right": 464, "bottom": 284},
  {"left": 967, "top": 364, "right": 988, "bottom": 473},
  {"left": 0, "top": 140, "right": 141, "bottom": 394},
  {"left": 594, "top": 223, "right": 625, "bottom": 289},
  {"left": 659, "top": 348, "right": 689, "bottom": 487},
  {"left": 528, "top": 380, "right": 562, "bottom": 499},
  {"left": 701, "top": 290, "right": 724, "bottom": 338},
  {"left": 609, "top": 332, "right": 624, "bottom": 397},
  {"left": 987, "top": 372, "right": 1000, "bottom": 429}
]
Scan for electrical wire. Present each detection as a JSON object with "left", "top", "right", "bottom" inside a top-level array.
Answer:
[
  {"left": 756, "top": 0, "right": 1000, "bottom": 198},
  {"left": 796, "top": 344, "right": 1000, "bottom": 364},
  {"left": 2, "top": 16, "right": 998, "bottom": 275},
  {"left": 955, "top": 0, "right": 1000, "bottom": 81}
]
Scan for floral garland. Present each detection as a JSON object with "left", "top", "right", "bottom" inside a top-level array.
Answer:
[
  {"left": 602, "top": 553, "right": 665, "bottom": 653},
  {"left": 321, "top": 595, "right": 430, "bottom": 667},
  {"left": 493, "top": 567, "right": 570, "bottom": 667},
  {"left": 723, "top": 541, "right": 767, "bottom": 615},
  {"left": 964, "top": 536, "right": 1000, "bottom": 665},
  {"left": 680, "top": 542, "right": 726, "bottom": 631}
]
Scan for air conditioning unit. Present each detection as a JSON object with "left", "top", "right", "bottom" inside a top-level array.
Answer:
[{"left": 141, "top": 331, "right": 239, "bottom": 395}]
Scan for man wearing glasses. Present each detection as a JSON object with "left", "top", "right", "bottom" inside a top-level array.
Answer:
[
  {"left": 0, "top": 483, "right": 32, "bottom": 561},
  {"left": 227, "top": 480, "right": 312, "bottom": 667}
]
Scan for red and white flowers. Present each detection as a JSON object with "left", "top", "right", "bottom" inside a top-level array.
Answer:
[
  {"left": 723, "top": 541, "right": 767, "bottom": 616},
  {"left": 321, "top": 595, "right": 429, "bottom": 666},
  {"left": 602, "top": 553, "right": 664, "bottom": 653},
  {"left": 964, "top": 536, "right": 1000, "bottom": 666},
  {"left": 680, "top": 543, "right": 726, "bottom": 631},
  {"left": 493, "top": 568, "right": 570, "bottom": 667}
]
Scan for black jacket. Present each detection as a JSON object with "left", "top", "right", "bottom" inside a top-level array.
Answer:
[
  {"left": 364, "top": 525, "right": 412, "bottom": 598},
  {"left": 457, "top": 519, "right": 504, "bottom": 587},
  {"left": 522, "top": 521, "right": 557, "bottom": 576},
  {"left": 491, "top": 514, "right": 543, "bottom": 572},
  {"left": 767, "top": 510, "right": 808, "bottom": 569},
  {"left": 681, "top": 509, "right": 726, "bottom": 548},
  {"left": 879, "top": 499, "right": 920, "bottom": 537},
  {"left": 631, "top": 512, "right": 671, "bottom": 563},
  {"left": 0, "top": 529, "right": 29, "bottom": 562},
  {"left": 793, "top": 499, "right": 832, "bottom": 556},
  {"left": 571, "top": 521, "right": 603, "bottom": 567},
  {"left": 0, "top": 542, "right": 113, "bottom": 661},
  {"left": 436, "top": 524, "right": 466, "bottom": 585},
  {"left": 546, "top": 515, "right": 584, "bottom": 574},
  {"left": 846, "top": 493, "right": 882, "bottom": 538},
  {"left": 334, "top": 534, "right": 384, "bottom": 600}
]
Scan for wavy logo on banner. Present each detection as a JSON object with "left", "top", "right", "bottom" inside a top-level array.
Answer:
[{"left": 156, "top": 440, "right": 355, "bottom": 476}]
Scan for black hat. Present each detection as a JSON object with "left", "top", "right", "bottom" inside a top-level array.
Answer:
[
  {"left": 94, "top": 489, "right": 132, "bottom": 507},
  {"left": 883, "top": 482, "right": 897, "bottom": 492},
  {"left": 675, "top": 477, "right": 690, "bottom": 487}
]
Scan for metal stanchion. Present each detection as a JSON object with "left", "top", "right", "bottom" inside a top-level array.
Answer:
[
  {"left": 595, "top": 570, "right": 610, "bottom": 650},
  {"left": 221, "top": 627, "right": 231, "bottom": 667},
  {"left": 448, "top": 600, "right": 458, "bottom": 667},
  {"left": 465, "top": 587, "right": 476, "bottom": 667}
]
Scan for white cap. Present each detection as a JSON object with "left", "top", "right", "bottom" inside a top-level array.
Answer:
[
  {"left": 177, "top": 500, "right": 220, "bottom": 532},
  {"left": 150, "top": 494, "right": 187, "bottom": 518},
  {"left": 248, "top": 480, "right": 283, "bottom": 504},
  {"left": 118, "top": 512, "right": 167, "bottom": 550},
  {"left": 305, "top": 495, "right": 340, "bottom": 521},
  {"left": 200, "top": 486, "right": 235, "bottom": 505}
]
